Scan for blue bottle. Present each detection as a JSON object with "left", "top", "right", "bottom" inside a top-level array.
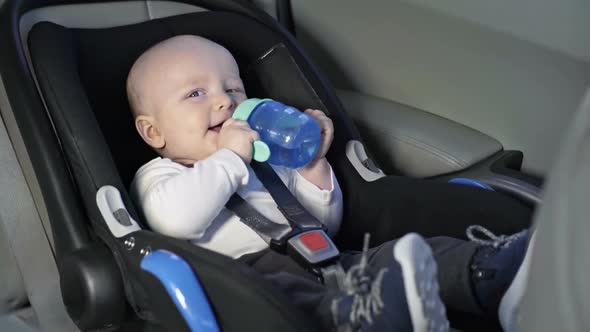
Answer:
[{"left": 233, "top": 98, "right": 321, "bottom": 168}]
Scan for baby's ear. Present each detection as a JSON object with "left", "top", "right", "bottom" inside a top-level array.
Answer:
[{"left": 135, "top": 115, "right": 165, "bottom": 149}]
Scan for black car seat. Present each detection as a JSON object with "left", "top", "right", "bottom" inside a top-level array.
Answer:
[
  {"left": 0, "top": 0, "right": 541, "bottom": 331},
  {"left": 0, "top": 1, "right": 390, "bottom": 330}
]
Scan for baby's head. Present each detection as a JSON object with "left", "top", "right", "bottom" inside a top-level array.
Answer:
[{"left": 127, "top": 35, "right": 247, "bottom": 165}]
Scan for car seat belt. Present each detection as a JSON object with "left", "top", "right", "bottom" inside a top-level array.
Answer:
[
  {"left": 251, "top": 162, "right": 326, "bottom": 230},
  {"left": 226, "top": 161, "right": 341, "bottom": 277},
  {"left": 226, "top": 193, "right": 292, "bottom": 243}
]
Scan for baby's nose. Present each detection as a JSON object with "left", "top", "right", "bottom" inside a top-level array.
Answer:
[{"left": 216, "top": 93, "right": 235, "bottom": 112}]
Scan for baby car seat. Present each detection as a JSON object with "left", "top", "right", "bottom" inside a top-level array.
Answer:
[{"left": 0, "top": 0, "right": 542, "bottom": 331}]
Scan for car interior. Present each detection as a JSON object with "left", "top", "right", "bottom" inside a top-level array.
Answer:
[{"left": 0, "top": 0, "right": 588, "bottom": 331}]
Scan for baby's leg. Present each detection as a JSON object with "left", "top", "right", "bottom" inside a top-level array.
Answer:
[
  {"left": 261, "top": 271, "right": 338, "bottom": 330},
  {"left": 339, "top": 176, "right": 533, "bottom": 248},
  {"left": 425, "top": 236, "right": 482, "bottom": 314},
  {"left": 341, "top": 235, "right": 484, "bottom": 314},
  {"left": 240, "top": 249, "right": 340, "bottom": 329},
  {"left": 253, "top": 234, "right": 449, "bottom": 332},
  {"left": 428, "top": 227, "right": 531, "bottom": 329}
]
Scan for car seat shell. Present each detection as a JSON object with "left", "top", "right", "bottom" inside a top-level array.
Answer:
[{"left": 0, "top": 1, "right": 543, "bottom": 331}]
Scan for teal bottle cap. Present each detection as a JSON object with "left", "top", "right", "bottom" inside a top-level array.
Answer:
[
  {"left": 233, "top": 98, "right": 272, "bottom": 121},
  {"left": 233, "top": 98, "right": 272, "bottom": 162},
  {"left": 252, "top": 140, "right": 270, "bottom": 162}
]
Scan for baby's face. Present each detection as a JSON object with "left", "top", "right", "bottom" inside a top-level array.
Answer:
[{"left": 140, "top": 37, "right": 247, "bottom": 164}]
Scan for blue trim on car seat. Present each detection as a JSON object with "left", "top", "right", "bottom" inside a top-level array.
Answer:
[
  {"left": 141, "top": 250, "right": 219, "bottom": 332},
  {"left": 449, "top": 178, "right": 495, "bottom": 191}
]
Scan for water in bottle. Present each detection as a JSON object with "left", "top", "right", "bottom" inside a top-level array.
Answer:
[{"left": 232, "top": 98, "right": 321, "bottom": 168}]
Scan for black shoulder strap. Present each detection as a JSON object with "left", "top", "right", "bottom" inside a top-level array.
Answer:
[
  {"left": 226, "top": 194, "right": 291, "bottom": 241},
  {"left": 227, "top": 162, "right": 342, "bottom": 278},
  {"left": 251, "top": 162, "right": 324, "bottom": 230},
  {"left": 225, "top": 162, "right": 324, "bottom": 246}
]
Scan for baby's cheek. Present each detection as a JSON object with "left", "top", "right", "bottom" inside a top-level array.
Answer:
[{"left": 236, "top": 95, "right": 248, "bottom": 105}]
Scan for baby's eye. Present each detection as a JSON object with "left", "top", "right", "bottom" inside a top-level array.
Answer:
[
  {"left": 226, "top": 88, "right": 243, "bottom": 94},
  {"left": 188, "top": 89, "right": 205, "bottom": 98}
]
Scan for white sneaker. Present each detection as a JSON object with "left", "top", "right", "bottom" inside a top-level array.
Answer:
[
  {"left": 331, "top": 233, "right": 449, "bottom": 332},
  {"left": 394, "top": 233, "right": 450, "bottom": 332},
  {"left": 498, "top": 232, "right": 537, "bottom": 331}
]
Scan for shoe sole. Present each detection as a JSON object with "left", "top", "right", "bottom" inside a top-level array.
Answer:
[
  {"left": 498, "top": 231, "right": 536, "bottom": 331},
  {"left": 393, "top": 233, "right": 450, "bottom": 332}
]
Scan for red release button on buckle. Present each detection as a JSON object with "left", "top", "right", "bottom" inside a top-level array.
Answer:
[{"left": 299, "top": 232, "right": 328, "bottom": 251}]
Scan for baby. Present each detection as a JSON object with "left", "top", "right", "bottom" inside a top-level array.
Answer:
[{"left": 128, "top": 35, "right": 531, "bottom": 331}]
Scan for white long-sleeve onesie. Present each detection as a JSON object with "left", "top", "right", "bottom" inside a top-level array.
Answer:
[{"left": 130, "top": 148, "right": 343, "bottom": 259}]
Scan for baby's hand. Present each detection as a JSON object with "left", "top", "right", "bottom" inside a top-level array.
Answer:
[
  {"left": 304, "top": 109, "right": 334, "bottom": 161},
  {"left": 217, "top": 119, "right": 259, "bottom": 164}
]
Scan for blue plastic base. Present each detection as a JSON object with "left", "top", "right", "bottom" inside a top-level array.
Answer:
[
  {"left": 449, "top": 178, "right": 495, "bottom": 191},
  {"left": 141, "top": 250, "right": 219, "bottom": 332}
]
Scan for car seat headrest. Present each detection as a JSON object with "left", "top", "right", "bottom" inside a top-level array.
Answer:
[
  {"left": 29, "top": 11, "right": 296, "bottom": 188},
  {"left": 27, "top": 8, "right": 361, "bottom": 239}
]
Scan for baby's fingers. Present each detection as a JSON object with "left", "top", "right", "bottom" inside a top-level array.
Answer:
[
  {"left": 221, "top": 118, "right": 235, "bottom": 128},
  {"left": 304, "top": 109, "right": 326, "bottom": 118},
  {"left": 307, "top": 110, "right": 332, "bottom": 130},
  {"left": 229, "top": 119, "right": 251, "bottom": 128},
  {"left": 305, "top": 109, "right": 330, "bottom": 125},
  {"left": 244, "top": 128, "right": 260, "bottom": 142}
]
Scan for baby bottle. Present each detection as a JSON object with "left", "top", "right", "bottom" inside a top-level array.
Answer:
[{"left": 232, "top": 98, "right": 321, "bottom": 168}]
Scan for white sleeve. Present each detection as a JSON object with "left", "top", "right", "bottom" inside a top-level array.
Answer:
[
  {"left": 132, "top": 149, "right": 249, "bottom": 240},
  {"left": 271, "top": 163, "right": 343, "bottom": 236}
]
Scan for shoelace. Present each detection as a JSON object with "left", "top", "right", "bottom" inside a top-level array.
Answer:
[
  {"left": 466, "top": 225, "right": 525, "bottom": 249},
  {"left": 340, "top": 233, "right": 387, "bottom": 327}
]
